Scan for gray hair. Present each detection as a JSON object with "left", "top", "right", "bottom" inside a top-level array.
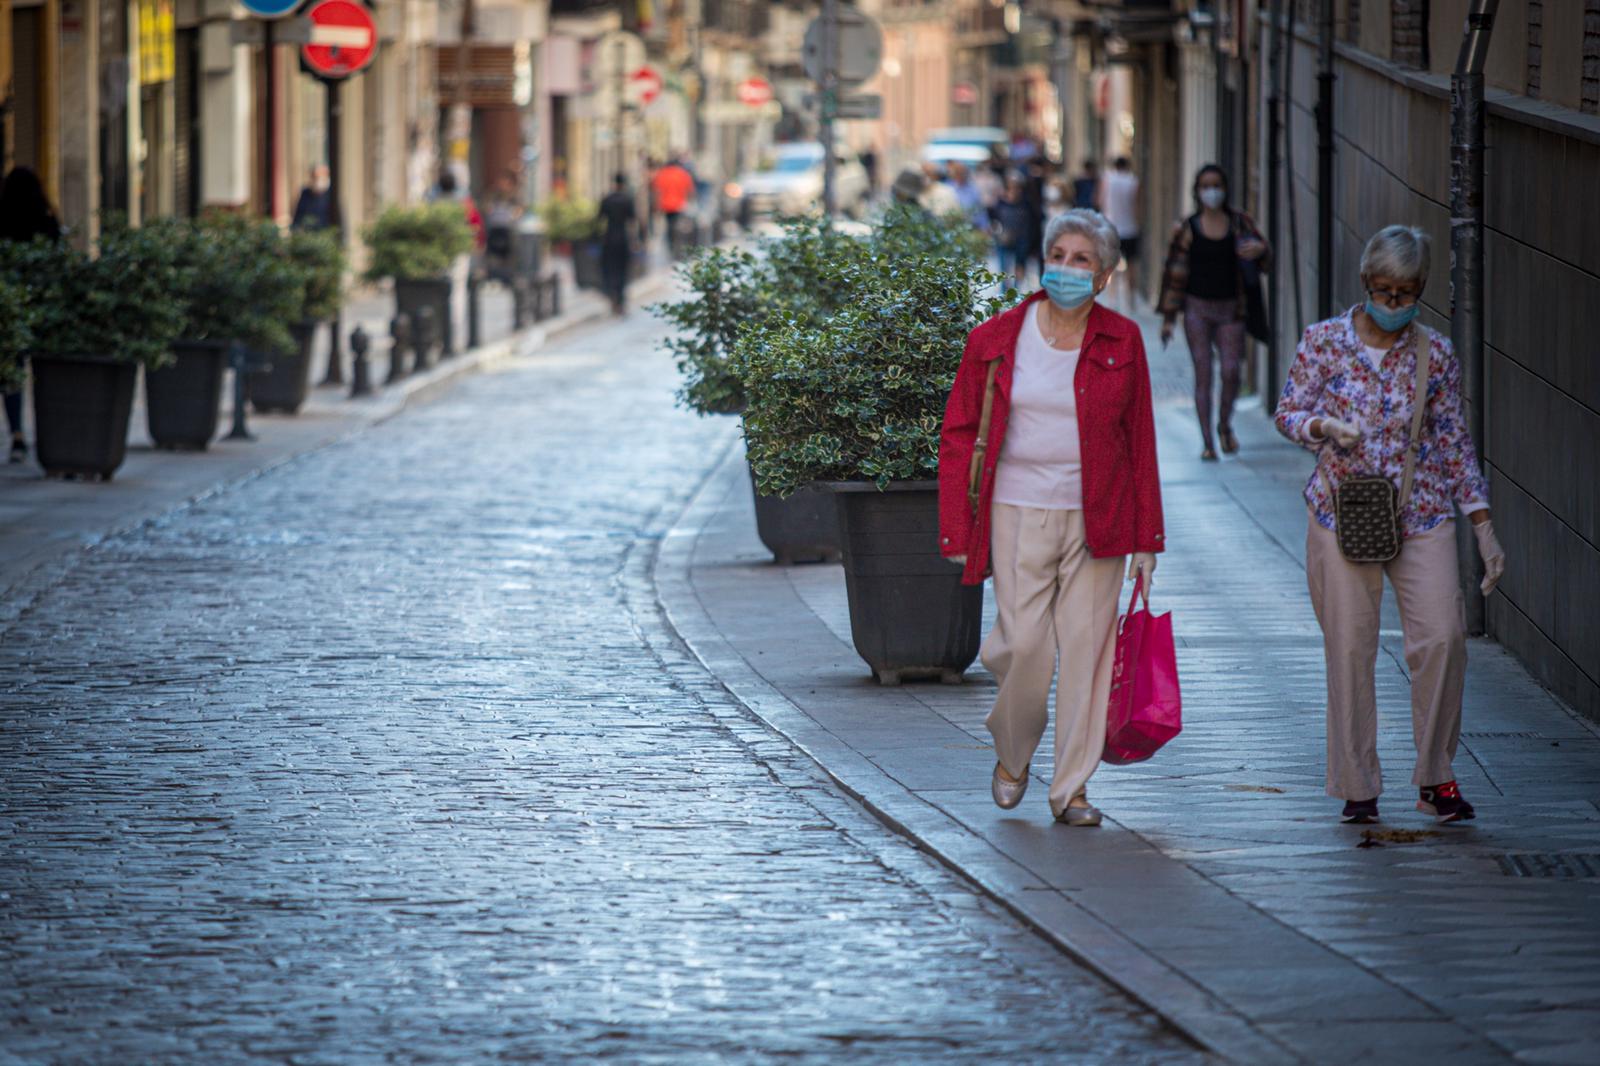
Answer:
[
  {"left": 1359, "top": 225, "right": 1431, "bottom": 286},
  {"left": 1042, "top": 209, "right": 1122, "bottom": 273}
]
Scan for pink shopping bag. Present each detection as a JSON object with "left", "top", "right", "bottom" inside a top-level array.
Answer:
[{"left": 1102, "top": 575, "right": 1182, "bottom": 765}]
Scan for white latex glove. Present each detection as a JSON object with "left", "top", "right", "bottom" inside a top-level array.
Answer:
[
  {"left": 1473, "top": 519, "right": 1505, "bottom": 597},
  {"left": 1315, "top": 417, "right": 1364, "bottom": 450},
  {"left": 1127, "top": 553, "right": 1158, "bottom": 591}
]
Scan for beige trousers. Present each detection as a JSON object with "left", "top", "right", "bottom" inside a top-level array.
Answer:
[
  {"left": 1306, "top": 516, "right": 1467, "bottom": 800},
  {"left": 983, "top": 504, "right": 1125, "bottom": 817}
]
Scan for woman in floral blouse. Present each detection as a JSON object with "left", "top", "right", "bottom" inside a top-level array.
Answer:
[{"left": 1274, "top": 225, "right": 1506, "bottom": 826}]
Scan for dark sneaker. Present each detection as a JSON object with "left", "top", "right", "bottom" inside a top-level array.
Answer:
[
  {"left": 7, "top": 439, "right": 24, "bottom": 464},
  {"left": 1418, "top": 781, "right": 1475, "bottom": 823},
  {"left": 1341, "top": 798, "right": 1380, "bottom": 824}
]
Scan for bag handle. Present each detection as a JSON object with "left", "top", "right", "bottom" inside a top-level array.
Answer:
[
  {"left": 1312, "top": 321, "right": 1431, "bottom": 508},
  {"left": 967, "top": 359, "right": 1000, "bottom": 516}
]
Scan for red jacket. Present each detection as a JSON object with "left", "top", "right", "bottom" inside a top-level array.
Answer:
[{"left": 938, "top": 291, "right": 1165, "bottom": 586}]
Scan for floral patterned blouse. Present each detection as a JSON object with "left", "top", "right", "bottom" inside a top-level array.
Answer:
[{"left": 1274, "top": 307, "right": 1489, "bottom": 539}]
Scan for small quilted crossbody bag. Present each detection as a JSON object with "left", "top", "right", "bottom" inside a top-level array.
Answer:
[{"left": 1315, "top": 329, "right": 1430, "bottom": 563}]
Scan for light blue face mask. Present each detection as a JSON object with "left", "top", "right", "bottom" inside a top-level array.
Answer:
[
  {"left": 1041, "top": 266, "right": 1096, "bottom": 310},
  {"left": 1364, "top": 298, "right": 1420, "bottom": 333}
]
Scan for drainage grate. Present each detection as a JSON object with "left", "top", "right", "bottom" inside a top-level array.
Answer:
[
  {"left": 1463, "top": 731, "right": 1544, "bottom": 739},
  {"left": 1496, "top": 854, "right": 1600, "bottom": 878}
]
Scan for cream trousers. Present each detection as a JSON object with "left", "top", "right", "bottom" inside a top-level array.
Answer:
[
  {"left": 982, "top": 504, "right": 1125, "bottom": 817},
  {"left": 1306, "top": 515, "right": 1467, "bottom": 799}
]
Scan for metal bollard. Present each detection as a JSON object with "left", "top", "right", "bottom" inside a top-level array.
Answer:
[
  {"left": 387, "top": 314, "right": 410, "bottom": 383},
  {"left": 413, "top": 305, "right": 436, "bottom": 371},
  {"left": 225, "top": 342, "right": 262, "bottom": 441},
  {"left": 349, "top": 325, "right": 373, "bottom": 398},
  {"left": 467, "top": 271, "right": 483, "bottom": 349},
  {"left": 512, "top": 277, "right": 529, "bottom": 329}
]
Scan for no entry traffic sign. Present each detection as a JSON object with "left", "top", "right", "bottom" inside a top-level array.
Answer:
[
  {"left": 628, "top": 66, "right": 663, "bottom": 107},
  {"left": 301, "top": 0, "right": 377, "bottom": 80},
  {"left": 737, "top": 77, "right": 773, "bottom": 107}
]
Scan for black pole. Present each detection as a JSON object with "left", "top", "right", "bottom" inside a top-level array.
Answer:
[
  {"left": 1315, "top": 0, "right": 1334, "bottom": 319},
  {"left": 1452, "top": 0, "right": 1500, "bottom": 635},
  {"left": 263, "top": 21, "right": 275, "bottom": 219},
  {"left": 320, "top": 78, "right": 346, "bottom": 386},
  {"left": 1265, "top": 0, "right": 1285, "bottom": 414}
]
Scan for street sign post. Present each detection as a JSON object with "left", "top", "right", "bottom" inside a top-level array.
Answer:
[{"left": 805, "top": 3, "right": 883, "bottom": 217}]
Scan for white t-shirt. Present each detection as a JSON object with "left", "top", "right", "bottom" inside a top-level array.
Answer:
[
  {"left": 1361, "top": 343, "right": 1388, "bottom": 372},
  {"left": 993, "top": 302, "right": 1083, "bottom": 510},
  {"left": 1101, "top": 170, "right": 1141, "bottom": 237}
]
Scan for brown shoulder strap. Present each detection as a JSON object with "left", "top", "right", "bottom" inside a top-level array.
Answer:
[
  {"left": 968, "top": 359, "right": 1000, "bottom": 515},
  {"left": 1397, "top": 324, "right": 1431, "bottom": 512}
]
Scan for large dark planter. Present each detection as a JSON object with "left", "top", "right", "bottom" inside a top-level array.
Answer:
[
  {"left": 249, "top": 321, "right": 318, "bottom": 414},
  {"left": 145, "top": 339, "right": 230, "bottom": 450},
  {"left": 750, "top": 464, "right": 840, "bottom": 565},
  {"left": 827, "top": 480, "right": 982, "bottom": 686},
  {"left": 31, "top": 354, "right": 138, "bottom": 480},
  {"left": 395, "top": 276, "right": 454, "bottom": 357}
]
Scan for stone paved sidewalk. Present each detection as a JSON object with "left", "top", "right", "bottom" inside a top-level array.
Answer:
[{"left": 658, "top": 306, "right": 1600, "bottom": 1064}]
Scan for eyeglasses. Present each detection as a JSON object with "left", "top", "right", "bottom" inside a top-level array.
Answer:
[{"left": 1366, "top": 286, "right": 1421, "bottom": 308}]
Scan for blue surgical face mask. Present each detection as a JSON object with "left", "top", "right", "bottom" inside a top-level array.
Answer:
[
  {"left": 1041, "top": 265, "right": 1097, "bottom": 310},
  {"left": 1364, "top": 299, "right": 1420, "bottom": 333}
]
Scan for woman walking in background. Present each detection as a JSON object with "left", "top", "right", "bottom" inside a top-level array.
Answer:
[
  {"left": 989, "top": 176, "right": 1033, "bottom": 286},
  {"left": 1275, "top": 224, "right": 1505, "bottom": 826},
  {"left": 0, "top": 167, "right": 64, "bottom": 464},
  {"left": 939, "top": 209, "right": 1164, "bottom": 827},
  {"left": 1158, "top": 165, "right": 1269, "bottom": 461}
]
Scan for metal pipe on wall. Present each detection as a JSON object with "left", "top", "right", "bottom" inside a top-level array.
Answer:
[
  {"left": 1265, "top": 0, "right": 1285, "bottom": 412},
  {"left": 1315, "top": 0, "right": 1334, "bottom": 319},
  {"left": 1451, "top": 0, "right": 1500, "bottom": 636}
]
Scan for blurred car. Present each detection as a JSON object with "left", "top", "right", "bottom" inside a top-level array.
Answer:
[
  {"left": 921, "top": 126, "right": 1009, "bottom": 170},
  {"left": 720, "top": 143, "right": 870, "bottom": 227}
]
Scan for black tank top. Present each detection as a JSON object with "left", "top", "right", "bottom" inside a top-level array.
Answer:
[{"left": 1185, "top": 216, "right": 1238, "bottom": 300}]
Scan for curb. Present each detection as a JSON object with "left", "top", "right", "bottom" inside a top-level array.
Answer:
[{"left": 651, "top": 441, "right": 1297, "bottom": 1065}]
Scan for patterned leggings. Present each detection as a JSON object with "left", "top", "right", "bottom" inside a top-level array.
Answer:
[{"left": 1183, "top": 295, "right": 1246, "bottom": 449}]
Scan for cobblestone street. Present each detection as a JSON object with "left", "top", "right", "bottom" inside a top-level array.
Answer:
[{"left": 0, "top": 312, "right": 1199, "bottom": 1063}]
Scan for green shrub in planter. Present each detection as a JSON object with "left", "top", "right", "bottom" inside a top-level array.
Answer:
[
  {"left": 869, "top": 200, "right": 995, "bottom": 266},
  {"left": 0, "top": 222, "right": 187, "bottom": 367},
  {"left": 741, "top": 250, "right": 1010, "bottom": 495},
  {"left": 0, "top": 274, "right": 33, "bottom": 391},
  {"left": 142, "top": 213, "right": 307, "bottom": 354},
  {"left": 537, "top": 196, "right": 600, "bottom": 244},
  {"left": 361, "top": 202, "right": 475, "bottom": 282},
  {"left": 654, "top": 246, "right": 765, "bottom": 415},
  {"left": 287, "top": 227, "right": 346, "bottom": 321}
]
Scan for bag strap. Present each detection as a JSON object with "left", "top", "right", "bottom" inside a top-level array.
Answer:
[
  {"left": 1397, "top": 323, "right": 1430, "bottom": 513},
  {"left": 967, "top": 359, "right": 1000, "bottom": 515}
]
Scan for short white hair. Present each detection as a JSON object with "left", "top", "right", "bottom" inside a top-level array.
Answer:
[
  {"left": 1360, "top": 225, "right": 1431, "bottom": 286},
  {"left": 1042, "top": 209, "right": 1121, "bottom": 273}
]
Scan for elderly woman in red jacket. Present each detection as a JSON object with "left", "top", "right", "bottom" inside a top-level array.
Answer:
[{"left": 939, "top": 208, "right": 1165, "bottom": 826}]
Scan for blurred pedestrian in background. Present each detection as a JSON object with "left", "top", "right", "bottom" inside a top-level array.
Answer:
[
  {"left": 920, "top": 161, "right": 961, "bottom": 216},
  {"left": 651, "top": 153, "right": 695, "bottom": 260},
  {"left": 1022, "top": 158, "right": 1047, "bottom": 279},
  {"left": 598, "top": 172, "right": 640, "bottom": 316},
  {"left": 1100, "top": 157, "right": 1141, "bottom": 306},
  {"left": 0, "top": 166, "right": 63, "bottom": 464},
  {"left": 1157, "top": 165, "right": 1271, "bottom": 460},
  {"left": 945, "top": 161, "right": 987, "bottom": 230},
  {"left": 1072, "top": 159, "right": 1100, "bottom": 210},
  {"left": 290, "top": 164, "right": 332, "bottom": 231},
  {"left": 890, "top": 166, "right": 929, "bottom": 208},
  {"left": 939, "top": 209, "right": 1164, "bottom": 827},
  {"left": 1274, "top": 224, "right": 1504, "bottom": 827},
  {"left": 433, "top": 170, "right": 485, "bottom": 253},
  {"left": 990, "top": 176, "right": 1033, "bottom": 286}
]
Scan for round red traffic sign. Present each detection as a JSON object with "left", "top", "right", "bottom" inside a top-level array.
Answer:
[
  {"left": 301, "top": 0, "right": 377, "bottom": 80},
  {"left": 628, "top": 66, "right": 663, "bottom": 106},
  {"left": 737, "top": 77, "right": 773, "bottom": 108}
]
